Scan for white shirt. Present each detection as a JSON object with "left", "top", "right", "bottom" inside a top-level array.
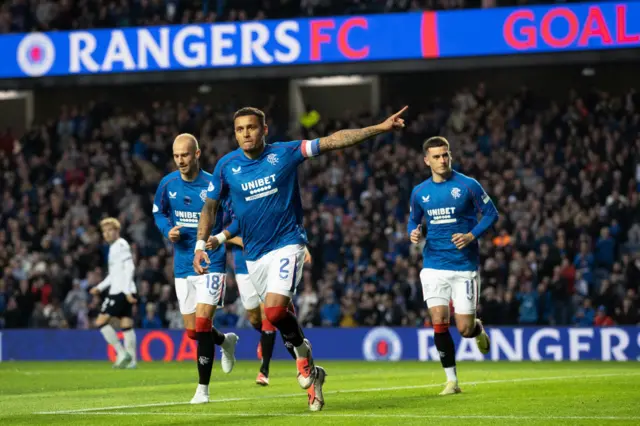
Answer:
[{"left": 96, "top": 238, "right": 137, "bottom": 295}]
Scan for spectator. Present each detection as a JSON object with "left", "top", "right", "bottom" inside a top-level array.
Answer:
[
  {"left": 517, "top": 282, "right": 538, "bottom": 325},
  {"left": 594, "top": 305, "right": 615, "bottom": 327},
  {"left": 63, "top": 279, "right": 88, "bottom": 328},
  {"left": 574, "top": 241, "right": 595, "bottom": 290},
  {"left": 320, "top": 292, "right": 341, "bottom": 326},
  {"left": 614, "top": 297, "right": 639, "bottom": 325},
  {"left": 4, "top": 297, "right": 22, "bottom": 328},
  {"left": 166, "top": 303, "right": 184, "bottom": 329},
  {"left": 142, "top": 302, "right": 162, "bottom": 328},
  {"left": 595, "top": 227, "right": 615, "bottom": 271},
  {"left": 573, "top": 298, "right": 595, "bottom": 326},
  {"left": 297, "top": 280, "right": 319, "bottom": 325},
  {"left": 536, "top": 281, "right": 553, "bottom": 326},
  {"left": 549, "top": 266, "right": 571, "bottom": 325}
]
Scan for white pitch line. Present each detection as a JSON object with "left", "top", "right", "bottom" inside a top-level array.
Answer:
[
  {"left": 34, "top": 372, "right": 640, "bottom": 415},
  {"left": 42, "top": 412, "right": 640, "bottom": 421}
]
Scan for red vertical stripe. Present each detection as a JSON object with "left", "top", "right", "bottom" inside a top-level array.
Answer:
[{"left": 421, "top": 12, "right": 439, "bottom": 58}]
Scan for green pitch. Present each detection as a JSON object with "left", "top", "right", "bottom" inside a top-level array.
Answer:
[{"left": 1, "top": 361, "right": 639, "bottom": 425}]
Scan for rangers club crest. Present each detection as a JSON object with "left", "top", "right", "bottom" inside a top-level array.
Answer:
[
  {"left": 267, "top": 153, "right": 279, "bottom": 165},
  {"left": 362, "top": 327, "right": 403, "bottom": 361},
  {"left": 200, "top": 189, "right": 207, "bottom": 202},
  {"left": 17, "top": 33, "right": 55, "bottom": 77}
]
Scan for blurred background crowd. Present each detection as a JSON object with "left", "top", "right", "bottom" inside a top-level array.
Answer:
[
  {"left": 1, "top": 76, "right": 639, "bottom": 330},
  {"left": 0, "top": 0, "right": 562, "bottom": 34},
  {"left": 0, "top": 0, "right": 639, "bottom": 331}
]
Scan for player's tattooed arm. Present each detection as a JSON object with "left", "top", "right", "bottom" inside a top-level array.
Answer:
[
  {"left": 318, "top": 126, "right": 385, "bottom": 153},
  {"left": 317, "top": 106, "right": 407, "bottom": 153},
  {"left": 197, "top": 198, "right": 220, "bottom": 242}
]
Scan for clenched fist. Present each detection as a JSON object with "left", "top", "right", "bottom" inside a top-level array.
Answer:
[{"left": 410, "top": 225, "right": 422, "bottom": 244}]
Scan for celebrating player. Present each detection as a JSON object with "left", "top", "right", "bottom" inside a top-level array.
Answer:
[
  {"left": 408, "top": 136, "right": 498, "bottom": 395},
  {"left": 193, "top": 105, "right": 408, "bottom": 411},
  {"left": 215, "top": 202, "right": 284, "bottom": 386},
  {"left": 91, "top": 217, "right": 138, "bottom": 369},
  {"left": 153, "top": 133, "right": 239, "bottom": 404},
  {"left": 209, "top": 213, "right": 312, "bottom": 386}
]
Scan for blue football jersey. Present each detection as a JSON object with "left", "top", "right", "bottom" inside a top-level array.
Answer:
[
  {"left": 221, "top": 196, "right": 248, "bottom": 275},
  {"left": 153, "top": 170, "right": 226, "bottom": 278},
  {"left": 207, "top": 139, "right": 321, "bottom": 261},
  {"left": 408, "top": 170, "right": 499, "bottom": 271}
]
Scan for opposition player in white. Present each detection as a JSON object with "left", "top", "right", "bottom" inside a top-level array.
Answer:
[
  {"left": 91, "top": 217, "right": 138, "bottom": 369},
  {"left": 152, "top": 134, "right": 238, "bottom": 404},
  {"left": 194, "top": 106, "right": 408, "bottom": 411},
  {"left": 408, "top": 136, "right": 498, "bottom": 395}
]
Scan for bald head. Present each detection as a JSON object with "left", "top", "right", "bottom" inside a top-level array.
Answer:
[
  {"left": 173, "top": 133, "right": 199, "bottom": 153},
  {"left": 173, "top": 133, "right": 200, "bottom": 179}
]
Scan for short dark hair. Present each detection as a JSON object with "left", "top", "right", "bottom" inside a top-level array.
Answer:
[
  {"left": 233, "top": 107, "right": 266, "bottom": 127},
  {"left": 423, "top": 136, "right": 450, "bottom": 155}
]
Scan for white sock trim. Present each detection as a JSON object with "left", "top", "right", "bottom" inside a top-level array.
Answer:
[
  {"left": 444, "top": 366, "right": 457, "bottom": 382},
  {"left": 293, "top": 341, "right": 310, "bottom": 359},
  {"left": 221, "top": 334, "right": 232, "bottom": 350}
]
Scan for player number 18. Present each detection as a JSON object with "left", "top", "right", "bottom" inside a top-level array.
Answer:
[{"left": 206, "top": 274, "right": 222, "bottom": 295}]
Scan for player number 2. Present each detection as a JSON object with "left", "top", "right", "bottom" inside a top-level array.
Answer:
[{"left": 279, "top": 258, "right": 290, "bottom": 279}]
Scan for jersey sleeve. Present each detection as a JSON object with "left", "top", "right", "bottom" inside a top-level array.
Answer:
[
  {"left": 207, "top": 159, "right": 228, "bottom": 201},
  {"left": 220, "top": 196, "right": 241, "bottom": 238},
  {"left": 95, "top": 274, "right": 111, "bottom": 291},
  {"left": 407, "top": 186, "right": 424, "bottom": 237},
  {"left": 119, "top": 241, "right": 137, "bottom": 295},
  {"left": 466, "top": 178, "right": 499, "bottom": 239},
  {"left": 223, "top": 200, "right": 241, "bottom": 238},
  {"left": 153, "top": 179, "right": 174, "bottom": 238},
  {"left": 225, "top": 215, "right": 240, "bottom": 238},
  {"left": 283, "top": 139, "right": 321, "bottom": 164}
]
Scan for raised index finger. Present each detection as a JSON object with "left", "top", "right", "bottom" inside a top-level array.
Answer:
[{"left": 391, "top": 106, "right": 408, "bottom": 119}]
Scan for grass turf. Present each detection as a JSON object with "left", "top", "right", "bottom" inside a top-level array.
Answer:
[{"left": 1, "top": 360, "right": 638, "bottom": 425}]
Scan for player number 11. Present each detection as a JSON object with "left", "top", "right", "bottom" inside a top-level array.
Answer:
[{"left": 465, "top": 279, "right": 475, "bottom": 301}]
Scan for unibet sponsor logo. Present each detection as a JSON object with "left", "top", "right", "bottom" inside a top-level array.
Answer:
[
  {"left": 174, "top": 210, "right": 200, "bottom": 227},
  {"left": 426, "top": 207, "right": 457, "bottom": 225},
  {"left": 241, "top": 174, "right": 278, "bottom": 201}
]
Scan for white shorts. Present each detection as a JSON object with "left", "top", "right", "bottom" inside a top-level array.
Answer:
[
  {"left": 246, "top": 244, "right": 305, "bottom": 300},
  {"left": 174, "top": 273, "right": 226, "bottom": 315},
  {"left": 419, "top": 268, "right": 480, "bottom": 315},
  {"left": 236, "top": 273, "right": 260, "bottom": 310}
]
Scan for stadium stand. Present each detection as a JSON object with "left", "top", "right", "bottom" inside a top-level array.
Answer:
[
  {"left": 1, "top": 71, "right": 639, "bottom": 330},
  {"left": 0, "top": 0, "right": 585, "bottom": 34}
]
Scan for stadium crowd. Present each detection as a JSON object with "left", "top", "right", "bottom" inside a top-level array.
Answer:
[
  {"left": 0, "top": 80, "right": 640, "bottom": 330},
  {"left": 1, "top": 0, "right": 583, "bottom": 34}
]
